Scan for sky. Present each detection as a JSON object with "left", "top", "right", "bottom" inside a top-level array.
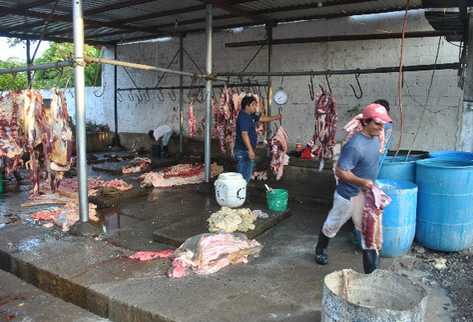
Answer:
[{"left": 0, "top": 37, "right": 49, "bottom": 61}]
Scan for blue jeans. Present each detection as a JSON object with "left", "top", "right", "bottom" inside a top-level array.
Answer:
[{"left": 234, "top": 150, "right": 255, "bottom": 183}]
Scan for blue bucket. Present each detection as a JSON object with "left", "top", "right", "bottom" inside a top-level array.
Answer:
[
  {"left": 378, "top": 156, "right": 418, "bottom": 183},
  {"left": 353, "top": 179, "right": 418, "bottom": 257},
  {"left": 415, "top": 159, "right": 473, "bottom": 252}
]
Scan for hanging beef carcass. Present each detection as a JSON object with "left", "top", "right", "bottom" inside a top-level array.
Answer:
[
  {"left": 0, "top": 92, "right": 25, "bottom": 175},
  {"left": 187, "top": 101, "right": 197, "bottom": 138},
  {"left": 19, "top": 90, "right": 45, "bottom": 194},
  {"left": 311, "top": 88, "right": 337, "bottom": 171},
  {"left": 270, "top": 126, "right": 289, "bottom": 180},
  {"left": 41, "top": 90, "right": 73, "bottom": 191}
]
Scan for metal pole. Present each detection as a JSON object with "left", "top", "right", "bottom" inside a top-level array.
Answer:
[
  {"left": 204, "top": 4, "right": 213, "bottom": 182},
  {"left": 84, "top": 56, "right": 223, "bottom": 80},
  {"left": 179, "top": 35, "right": 184, "bottom": 155},
  {"left": 216, "top": 63, "right": 460, "bottom": 77},
  {"left": 0, "top": 60, "right": 74, "bottom": 75},
  {"left": 26, "top": 40, "right": 32, "bottom": 86},
  {"left": 73, "top": 0, "right": 89, "bottom": 223},
  {"left": 266, "top": 24, "right": 273, "bottom": 140},
  {"left": 113, "top": 44, "right": 119, "bottom": 145}
]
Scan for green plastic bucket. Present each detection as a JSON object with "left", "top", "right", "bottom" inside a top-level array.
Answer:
[
  {"left": 266, "top": 188, "right": 288, "bottom": 212},
  {"left": 0, "top": 171, "right": 4, "bottom": 194}
]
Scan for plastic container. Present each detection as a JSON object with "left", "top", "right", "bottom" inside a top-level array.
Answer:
[
  {"left": 322, "top": 269, "right": 427, "bottom": 322},
  {"left": 429, "top": 150, "right": 473, "bottom": 161},
  {"left": 266, "top": 188, "right": 288, "bottom": 212},
  {"left": 0, "top": 171, "right": 4, "bottom": 194},
  {"left": 376, "top": 179, "right": 417, "bottom": 257},
  {"left": 378, "top": 156, "right": 418, "bottom": 183},
  {"left": 415, "top": 159, "right": 473, "bottom": 252},
  {"left": 214, "top": 172, "right": 247, "bottom": 208}
]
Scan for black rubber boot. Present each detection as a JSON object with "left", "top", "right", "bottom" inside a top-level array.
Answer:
[
  {"left": 315, "top": 231, "right": 330, "bottom": 265},
  {"left": 362, "top": 249, "right": 380, "bottom": 274}
]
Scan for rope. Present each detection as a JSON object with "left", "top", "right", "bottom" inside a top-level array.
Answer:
[{"left": 406, "top": 36, "right": 442, "bottom": 158}]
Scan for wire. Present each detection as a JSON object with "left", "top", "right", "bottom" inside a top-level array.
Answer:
[
  {"left": 406, "top": 36, "right": 442, "bottom": 156},
  {"left": 394, "top": 0, "right": 410, "bottom": 155}
]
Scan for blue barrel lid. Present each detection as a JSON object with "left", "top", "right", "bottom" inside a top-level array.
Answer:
[
  {"left": 416, "top": 158, "right": 473, "bottom": 169},
  {"left": 376, "top": 178, "right": 418, "bottom": 191}
]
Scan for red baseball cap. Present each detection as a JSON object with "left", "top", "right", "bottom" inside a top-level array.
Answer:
[{"left": 362, "top": 103, "right": 392, "bottom": 124}]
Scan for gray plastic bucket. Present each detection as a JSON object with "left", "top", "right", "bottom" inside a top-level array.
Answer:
[{"left": 322, "top": 269, "right": 427, "bottom": 322}]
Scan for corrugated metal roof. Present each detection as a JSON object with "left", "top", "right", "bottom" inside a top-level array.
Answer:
[{"left": 0, "top": 0, "right": 464, "bottom": 45}]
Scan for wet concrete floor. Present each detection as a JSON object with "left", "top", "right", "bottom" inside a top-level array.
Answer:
[{"left": 0, "top": 159, "right": 456, "bottom": 322}]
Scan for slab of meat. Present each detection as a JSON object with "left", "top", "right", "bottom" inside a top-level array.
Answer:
[
  {"left": 311, "top": 89, "right": 337, "bottom": 170},
  {"left": 128, "top": 249, "right": 174, "bottom": 261},
  {"left": 187, "top": 101, "right": 197, "bottom": 138},
  {"left": 362, "top": 186, "right": 391, "bottom": 252},
  {"left": 102, "top": 179, "right": 132, "bottom": 191},
  {"left": 140, "top": 163, "right": 223, "bottom": 188},
  {"left": 162, "top": 163, "right": 204, "bottom": 178},
  {"left": 122, "top": 157, "right": 151, "bottom": 174},
  {"left": 31, "top": 202, "right": 98, "bottom": 232},
  {"left": 168, "top": 233, "right": 262, "bottom": 278},
  {"left": 270, "top": 126, "right": 289, "bottom": 180}
]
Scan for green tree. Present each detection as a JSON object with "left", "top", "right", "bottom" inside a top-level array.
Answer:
[
  {"left": 0, "top": 59, "right": 28, "bottom": 91},
  {"left": 0, "top": 41, "right": 102, "bottom": 90},
  {"left": 34, "top": 42, "right": 102, "bottom": 88}
]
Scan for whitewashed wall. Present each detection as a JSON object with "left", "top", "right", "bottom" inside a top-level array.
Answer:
[
  {"left": 41, "top": 87, "right": 108, "bottom": 125},
  {"left": 100, "top": 10, "right": 463, "bottom": 151}
]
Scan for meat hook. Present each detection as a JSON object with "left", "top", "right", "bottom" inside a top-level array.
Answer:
[
  {"left": 168, "top": 89, "right": 177, "bottom": 101},
  {"left": 128, "top": 92, "right": 135, "bottom": 102},
  {"left": 117, "top": 91, "right": 123, "bottom": 102},
  {"left": 157, "top": 89, "right": 165, "bottom": 102},
  {"left": 349, "top": 72, "right": 363, "bottom": 99},
  {"left": 308, "top": 76, "right": 315, "bottom": 101}
]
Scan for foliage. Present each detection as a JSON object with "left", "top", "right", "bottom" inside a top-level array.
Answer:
[
  {"left": 0, "top": 41, "right": 102, "bottom": 91},
  {"left": 0, "top": 59, "right": 28, "bottom": 91}
]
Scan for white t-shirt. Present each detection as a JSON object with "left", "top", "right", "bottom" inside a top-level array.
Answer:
[{"left": 153, "top": 125, "right": 172, "bottom": 140}]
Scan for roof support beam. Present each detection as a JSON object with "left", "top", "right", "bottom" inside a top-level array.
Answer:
[
  {"left": 197, "top": 0, "right": 272, "bottom": 23},
  {"left": 0, "top": 6, "right": 164, "bottom": 35},
  {"left": 225, "top": 30, "right": 462, "bottom": 47},
  {"left": 0, "top": 0, "right": 58, "bottom": 18},
  {"left": 0, "top": 30, "right": 112, "bottom": 45}
]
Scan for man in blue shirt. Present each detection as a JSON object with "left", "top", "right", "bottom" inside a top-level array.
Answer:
[
  {"left": 315, "top": 103, "right": 392, "bottom": 274},
  {"left": 234, "top": 96, "right": 282, "bottom": 182}
]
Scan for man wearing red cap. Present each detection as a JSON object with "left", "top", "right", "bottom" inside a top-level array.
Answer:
[{"left": 315, "top": 103, "right": 392, "bottom": 273}]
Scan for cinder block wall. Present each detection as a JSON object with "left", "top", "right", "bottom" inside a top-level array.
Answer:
[{"left": 100, "top": 10, "right": 463, "bottom": 152}]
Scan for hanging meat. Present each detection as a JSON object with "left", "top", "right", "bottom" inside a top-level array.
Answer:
[
  {"left": 0, "top": 90, "right": 74, "bottom": 195},
  {"left": 214, "top": 86, "right": 239, "bottom": 155},
  {"left": 311, "top": 88, "right": 337, "bottom": 171},
  {"left": 187, "top": 101, "right": 197, "bottom": 138},
  {"left": 42, "top": 90, "right": 74, "bottom": 191},
  {"left": 0, "top": 92, "right": 25, "bottom": 175},
  {"left": 270, "top": 126, "right": 289, "bottom": 180}
]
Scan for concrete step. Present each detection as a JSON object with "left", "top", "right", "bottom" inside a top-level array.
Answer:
[{"left": 0, "top": 269, "right": 111, "bottom": 322}]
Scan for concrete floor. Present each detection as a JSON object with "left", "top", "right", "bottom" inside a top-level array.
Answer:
[{"left": 0, "top": 163, "right": 455, "bottom": 322}]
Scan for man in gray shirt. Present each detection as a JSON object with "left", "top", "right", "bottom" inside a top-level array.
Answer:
[{"left": 315, "top": 103, "right": 392, "bottom": 274}]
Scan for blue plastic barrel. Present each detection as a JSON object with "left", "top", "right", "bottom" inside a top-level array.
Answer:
[
  {"left": 352, "top": 179, "right": 417, "bottom": 257},
  {"left": 429, "top": 150, "right": 473, "bottom": 161},
  {"left": 377, "top": 179, "right": 418, "bottom": 257},
  {"left": 378, "top": 156, "right": 418, "bottom": 183},
  {"left": 416, "top": 159, "right": 473, "bottom": 252}
]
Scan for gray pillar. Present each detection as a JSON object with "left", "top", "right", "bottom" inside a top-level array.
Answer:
[
  {"left": 72, "top": 0, "right": 89, "bottom": 222},
  {"left": 26, "top": 40, "right": 32, "bottom": 86},
  {"left": 114, "top": 45, "right": 119, "bottom": 145},
  {"left": 179, "top": 35, "right": 184, "bottom": 155},
  {"left": 204, "top": 4, "right": 213, "bottom": 181},
  {"left": 459, "top": 14, "right": 473, "bottom": 151}
]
